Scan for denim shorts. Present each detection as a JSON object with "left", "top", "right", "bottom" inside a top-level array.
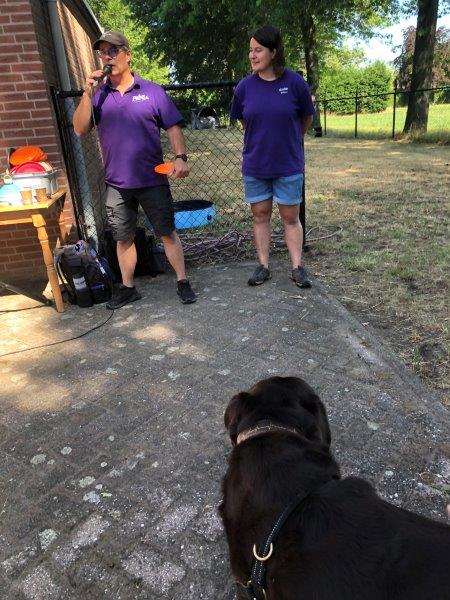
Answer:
[
  {"left": 243, "top": 173, "right": 304, "bottom": 205},
  {"left": 105, "top": 185, "right": 175, "bottom": 240}
]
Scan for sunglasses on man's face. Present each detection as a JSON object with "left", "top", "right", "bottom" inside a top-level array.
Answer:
[{"left": 96, "top": 47, "right": 123, "bottom": 58}]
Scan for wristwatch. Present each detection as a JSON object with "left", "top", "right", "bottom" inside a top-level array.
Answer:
[{"left": 175, "top": 154, "right": 188, "bottom": 162}]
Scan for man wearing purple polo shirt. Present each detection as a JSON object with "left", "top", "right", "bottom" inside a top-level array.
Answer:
[{"left": 73, "top": 31, "right": 196, "bottom": 308}]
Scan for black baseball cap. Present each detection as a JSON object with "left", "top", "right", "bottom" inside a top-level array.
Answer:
[{"left": 93, "top": 31, "right": 129, "bottom": 50}]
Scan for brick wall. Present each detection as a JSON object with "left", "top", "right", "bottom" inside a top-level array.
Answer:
[
  {"left": 0, "top": 219, "right": 61, "bottom": 284},
  {"left": 0, "top": 0, "right": 101, "bottom": 286}
]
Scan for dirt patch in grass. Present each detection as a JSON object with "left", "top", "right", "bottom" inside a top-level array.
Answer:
[{"left": 304, "top": 138, "right": 449, "bottom": 402}]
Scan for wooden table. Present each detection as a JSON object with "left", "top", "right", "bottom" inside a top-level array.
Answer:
[{"left": 0, "top": 189, "right": 68, "bottom": 312}]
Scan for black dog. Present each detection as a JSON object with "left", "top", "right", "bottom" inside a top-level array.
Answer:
[{"left": 219, "top": 376, "right": 450, "bottom": 600}]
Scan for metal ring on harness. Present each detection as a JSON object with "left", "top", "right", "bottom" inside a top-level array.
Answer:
[{"left": 253, "top": 543, "right": 273, "bottom": 561}]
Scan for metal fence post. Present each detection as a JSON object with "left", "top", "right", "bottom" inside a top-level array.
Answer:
[
  {"left": 354, "top": 89, "right": 359, "bottom": 138},
  {"left": 323, "top": 96, "right": 327, "bottom": 136},
  {"left": 300, "top": 174, "right": 307, "bottom": 251},
  {"left": 392, "top": 79, "right": 397, "bottom": 139}
]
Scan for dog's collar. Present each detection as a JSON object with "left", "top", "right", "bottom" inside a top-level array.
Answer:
[{"left": 236, "top": 421, "right": 301, "bottom": 446}]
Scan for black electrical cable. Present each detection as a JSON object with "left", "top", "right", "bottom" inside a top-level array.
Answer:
[
  {"left": 179, "top": 225, "right": 343, "bottom": 260},
  {"left": 0, "top": 304, "right": 47, "bottom": 314},
  {"left": 0, "top": 309, "right": 115, "bottom": 358}
]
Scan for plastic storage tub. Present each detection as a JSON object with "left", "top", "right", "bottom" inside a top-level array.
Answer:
[
  {"left": 173, "top": 200, "right": 216, "bottom": 230},
  {"left": 11, "top": 169, "right": 59, "bottom": 196}
]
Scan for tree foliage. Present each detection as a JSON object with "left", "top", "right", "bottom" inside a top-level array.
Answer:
[
  {"left": 127, "top": 0, "right": 264, "bottom": 82},
  {"left": 322, "top": 61, "right": 393, "bottom": 113},
  {"left": 394, "top": 25, "right": 450, "bottom": 102},
  {"left": 87, "top": 0, "right": 169, "bottom": 83},
  {"left": 126, "top": 0, "right": 398, "bottom": 85}
]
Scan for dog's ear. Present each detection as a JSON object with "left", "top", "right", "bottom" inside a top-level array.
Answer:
[
  {"left": 301, "top": 393, "right": 331, "bottom": 446},
  {"left": 224, "top": 392, "right": 252, "bottom": 445}
]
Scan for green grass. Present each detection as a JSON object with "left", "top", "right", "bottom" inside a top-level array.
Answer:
[
  {"left": 305, "top": 137, "right": 449, "bottom": 396},
  {"left": 322, "top": 103, "right": 450, "bottom": 141}
]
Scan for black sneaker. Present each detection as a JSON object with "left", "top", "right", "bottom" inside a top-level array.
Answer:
[
  {"left": 291, "top": 266, "right": 311, "bottom": 288},
  {"left": 106, "top": 284, "right": 142, "bottom": 309},
  {"left": 177, "top": 279, "right": 197, "bottom": 304},
  {"left": 248, "top": 265, "right": 271, "bottom": 286}
]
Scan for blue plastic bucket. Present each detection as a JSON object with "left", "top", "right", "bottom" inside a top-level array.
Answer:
[{"left": 173, "top": 200, "right": 216, "bottom": 230}]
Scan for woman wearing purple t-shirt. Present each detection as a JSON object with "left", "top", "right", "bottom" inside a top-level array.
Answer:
[{"left": 231, "top": 26, "right": 315, "bottom": 288}]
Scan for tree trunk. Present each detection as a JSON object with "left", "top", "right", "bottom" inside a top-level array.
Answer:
[
  {"left": 403, "top": 0, "right": 439, "bottom": 133},
  {"left": 301, "top": 14, "right": 321, "bottom": 132}
]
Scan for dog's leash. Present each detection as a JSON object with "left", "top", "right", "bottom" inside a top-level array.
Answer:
[{"left": 237, "top": 480, "right": 336, "bottom": 600}]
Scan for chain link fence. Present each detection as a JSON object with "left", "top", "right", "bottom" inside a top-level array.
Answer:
[
  {"left": 51, "top": 82, "right": 307, "bottom": 264},
  {"left": 52, "top": 81, "right": 448, "bottom": 264}
]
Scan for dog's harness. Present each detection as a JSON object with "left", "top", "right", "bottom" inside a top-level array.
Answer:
[
  {"left": 234, "top": 421, "right": 328, "bottom": 600},
  {"left": 236, "top": 488, "right": 311, "bottom": 600}
]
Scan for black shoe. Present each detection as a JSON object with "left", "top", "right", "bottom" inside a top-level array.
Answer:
[
  {"left": 291, "top": 266, "right": 311, "bottom": 288},
  {"left": 248, "top": 265, "right": 271, "bottom": 286},
  {"left": 106, "top": 284, "right": 142, "bottom": 309},
  {"left": 177, "top": 279, "right": 197, "bottom": 304}
]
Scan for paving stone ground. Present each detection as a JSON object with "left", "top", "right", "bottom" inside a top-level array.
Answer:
[{"left": 1, "top": 259, "right": 449, "bottom": 599}]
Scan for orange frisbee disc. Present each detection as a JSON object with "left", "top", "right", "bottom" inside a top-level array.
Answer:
[{"left": 154, "top": 162, "right": 174, "bottom": 175}]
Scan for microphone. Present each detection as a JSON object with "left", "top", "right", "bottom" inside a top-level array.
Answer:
[{"left": 94, "top": 63, "right": 113, "bottom": 83}]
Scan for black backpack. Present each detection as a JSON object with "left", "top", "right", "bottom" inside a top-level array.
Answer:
[
  {"left": 54, "top": 240, "right": 115, "bottom": 305},
  {"left": 101, "top": 227, "right": 168, "bottom": 281}
]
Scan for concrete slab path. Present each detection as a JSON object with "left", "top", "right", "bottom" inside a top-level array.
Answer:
[{"left": 1, "top": 260, "right": 448, "bottom": 599}]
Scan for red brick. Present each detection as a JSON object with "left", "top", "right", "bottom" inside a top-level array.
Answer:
[
  {"left": 21, "top": 75, "right": 46, "bottom": 86},
  {"left": 2, "top": 101, "right": 33, "bottom": 111},
  {"left": 25, "top": 90, "right": 50, "bottom": 99},
  {"left": 33, "top": 99, "right": 52, "bottom": 110},
  {"left": 3, "top": 52, "right": 40, "bottom": 63},
  {"left": 29, "top": 108, "right": 52, "bottom": 119},
  {"left": 6, "top": 259, "right": 33, "bottom": 269},
  {"left": 0, "top": 73, "right": 21, "bottom": 83},
  {"left": 0, "top": 44, "right": 25, "bottom": 53},
  {"left": 2, "top": 23, "right": 34, "bottom": 33},
  {"left": 6, "top": 4, "right": 32, "bottom": 14},
  {"left": 31, "top": 127, "right": 55, "bottom": 136},
  {"left": 15, "top": 83, "right": 47, "bottom": 93},
  {"left": 0, "top": 85, "right": 19, "bottom": 94},
  {"left": 1, "top": 136, "right": 30, "bottom": 146},
  {"left": 9, "top": 14, "right": 33, "bottom": 25},
  {"left": 10, "top": 61, "right": 43, "bottom": 73},
  {"left": 24, "top": 118, "right": 54, "bottom": 129},
  {"left": 0, "top": 34, "right": 14, "bottom": 43},
  {"left": 13, "top": 32, "right": 37, "bottom": 43},
  {"left": 25, "top": 137, "right": 58, "bottom": 148}
]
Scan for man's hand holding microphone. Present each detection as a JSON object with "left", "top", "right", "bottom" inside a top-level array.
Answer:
[
  {"left": 73, "top": 64, "right": 112, "bottom": 136},
  {"left": 84, "top": 63, "right": 113, "bottom": 97}
]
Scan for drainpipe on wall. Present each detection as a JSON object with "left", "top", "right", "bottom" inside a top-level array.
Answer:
[{"left": 45, "top": 0, "right": 99, "bottom": 245}]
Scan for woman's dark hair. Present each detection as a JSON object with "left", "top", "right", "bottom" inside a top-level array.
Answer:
[{"left": 251, "top": 25, "right": 285, "bottom": 77}]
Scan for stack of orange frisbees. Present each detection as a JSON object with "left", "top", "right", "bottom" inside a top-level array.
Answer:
[
  {"left": 9, "top": 145, "right": 48, "bottom": 167},
  {"left": 7, "top": 146, "right": 59, "bottom": 197}
]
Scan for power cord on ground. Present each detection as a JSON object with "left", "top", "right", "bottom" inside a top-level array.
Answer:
[
  {"left": 0, "top": 308, "right": 115, "bottom": 358},
  {"left": 0, "top": 225, "right": 341, "bottom": 355},
  {"left": 180, "top": 225, "right": 343, "bottom": 259},
  {"left": 0, "top": 304, "right": 47, "bottom": 314}
]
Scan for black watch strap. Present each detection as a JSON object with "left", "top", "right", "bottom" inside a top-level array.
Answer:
[{"left": 175, "top": 154, "right": 188, "bottom": 162}]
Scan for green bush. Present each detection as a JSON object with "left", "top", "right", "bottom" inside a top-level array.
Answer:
[{"left": 322, "top": 61, "right": 393, "bottom": 114}]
